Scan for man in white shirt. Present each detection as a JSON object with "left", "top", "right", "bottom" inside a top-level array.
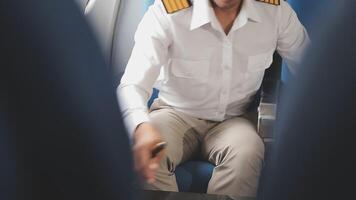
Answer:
[{"left": 117, "top": 0, "right": 309, "bottom": 197}]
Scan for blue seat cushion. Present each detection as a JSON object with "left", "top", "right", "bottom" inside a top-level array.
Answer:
[{"left": 175, "top": 161, "right": 215, "bottom": 193}]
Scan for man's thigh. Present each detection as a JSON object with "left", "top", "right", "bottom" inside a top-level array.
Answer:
[
  {"left": 201, "top": 116, "right": 265, "bottom": 165},
  {"left": 149, "top": 105, "right": 200, "bottom": 170},
  {"left": 201, "top": 116, "right": 265, "bottom": 197}
]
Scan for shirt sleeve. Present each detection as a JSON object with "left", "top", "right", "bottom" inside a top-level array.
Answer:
[
  {"left": 276, "top": 1, "right": 311, "bottom": 74},
  {"left": 117, "top": 2, "right": 171, "bottom": 138}
]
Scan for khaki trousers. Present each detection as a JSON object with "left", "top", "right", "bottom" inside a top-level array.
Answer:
[{"left": 145, "top": 99, "right": 265, "bottom": 198}]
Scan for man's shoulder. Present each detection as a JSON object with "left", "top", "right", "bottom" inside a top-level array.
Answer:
[
  {"left": 148, "top": 0, "right": 193, "bottom": 29},
  {"left": 150, "top": 0, "right": 192, "bottom": 16},
  {"left": 159, "top": 0, "right": 192, "bottom": 14},
  {"left": 139, "top": 0, "right": 192, "bottom": 35},
  {"left": 252, "top": 0, "right": 295, "bottom": 20},
  {"left": 254, "top": 0, "right": 281, "bottom": 6},
  {"left": 253, "top": 0, "right": 294, "bottom": 12}
]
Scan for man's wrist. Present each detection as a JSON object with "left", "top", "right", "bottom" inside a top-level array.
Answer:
[
  {"left": 133, "top": 122, "right": 162, "bottom": 147},
  {"left": 133, "top": 122, "right": 151, "bottom": 144},
  {"left": 134, "top": 122, "right": 144, "bottom": 140}
]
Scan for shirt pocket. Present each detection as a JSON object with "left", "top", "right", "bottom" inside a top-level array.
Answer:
[
  {"left": 247, "top": 49, "right": 275, "bottom": 72},
  {"left": 243, "top": 50, "right": 275, "bottom": 93},
  {"left": 168, "top": 58, "right": 210, "bottom": 100},
  {"left": 171, "top": 59, "right": 210, "bottom": 81}
]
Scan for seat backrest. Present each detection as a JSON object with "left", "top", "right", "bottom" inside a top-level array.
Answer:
[
  {"left": 79, "top": 0, "right": 145, "bottom": 84},
  {"left": 282, "top": 0, "right": 333, "bottom": 81},
  {"left": 82, "top": 0, "right": 121, "bottom": 62},
  {"left": 74, "top": 0, "right": 89, "bottom": 12},
  {"left": 111, "top": 0, "right": 147, "bottom": 83},
  {"left": 0, "top": 0, "right": 135, "bottom": 199},
  {"left": 288, "top": 0, "right": 334, "bottom": 39},
  {"left": 258, "top": 1, "right": 355, "bottom": 199}
]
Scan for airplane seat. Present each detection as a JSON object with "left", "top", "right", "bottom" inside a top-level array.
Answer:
[
  {"left": 258, "top": 1, "right": 356, "bottom": 199},
  {"left": 282, "top": 0, "right": 333, "bottom": 81},
  {"left": 111, "top": 0, "right": 147, "bottom": 83},
  {"left": 288, "top": 0, "right": 334, "bottom": 34},
  {"left": 1, "top": 0, "right": 135, "bottom": 199},
  {"left": 79, "top": 0, "right": 121, "bottom": 64},
  {"left": 259, "top": 0, "right": 326, "bottom": 187}
]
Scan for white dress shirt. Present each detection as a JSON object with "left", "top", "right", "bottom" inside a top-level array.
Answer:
[{"left": 117, "top": 0, "right": 310, "bottom": 136}]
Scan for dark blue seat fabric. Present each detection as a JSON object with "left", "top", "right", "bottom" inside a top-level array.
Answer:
[
  {"left": 0, "top": 0, "right": 135, "bottom": 199},
  {"left": 175, "top": 161, "right": 215, "bottom": 193},
  {"left": 288, "top": 0, "right": 330, "bottom": 38},
  {"left": 282, "top": 0, "right": 333, "bottom": 81},
  {"left": 258, "top": 1, "right": 356, "bottom": 199}
]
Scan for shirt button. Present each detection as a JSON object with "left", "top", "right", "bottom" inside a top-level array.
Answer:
[
  {"left": 223, "top": 40, "right": 231, "bottom": 47},
  {"left": 225, "top": 42, "right": 232, "bottom": 47}
]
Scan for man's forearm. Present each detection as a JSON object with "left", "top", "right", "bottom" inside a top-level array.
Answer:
[{"left": 117, "top": 84, "right": 151, "bottom": 138}]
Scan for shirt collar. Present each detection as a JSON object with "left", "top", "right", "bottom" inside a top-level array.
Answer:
[
  {"left": 190, "top": 0, "right": 262, "bottom": 31},
  {"left": 190, "top": 0, "right": 212, "bottom": 30},
  {"left": 243, "top": 0, "right": 262, "bottom": 23}
]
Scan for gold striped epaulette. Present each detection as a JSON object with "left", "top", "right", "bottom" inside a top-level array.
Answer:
[
  {"left": 256, "top": 0, "right": 281, "bottom": 6},
  {"left": 162, "top": 0, "right": 192, "bottom": 14}
]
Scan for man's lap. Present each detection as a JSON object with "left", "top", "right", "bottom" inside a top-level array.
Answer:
[{"left": 148, "top": 99, "right": 264, "bottom": 168}]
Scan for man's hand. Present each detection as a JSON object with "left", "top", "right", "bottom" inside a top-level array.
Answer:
[{"left": 133, "top": 122, "right": 165, "bottom": 184}]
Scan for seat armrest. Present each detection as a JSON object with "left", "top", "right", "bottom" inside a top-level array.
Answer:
[{"left": 257, "top": 80, "right": 280, "bottom": 140}]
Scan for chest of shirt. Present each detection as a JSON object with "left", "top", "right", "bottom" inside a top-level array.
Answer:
[
  {"left": 164, "top": 15, "right": 277, "bottom": 82},
  {"left": 168, "top": 15, "right": 277, "bottom": 61}
]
